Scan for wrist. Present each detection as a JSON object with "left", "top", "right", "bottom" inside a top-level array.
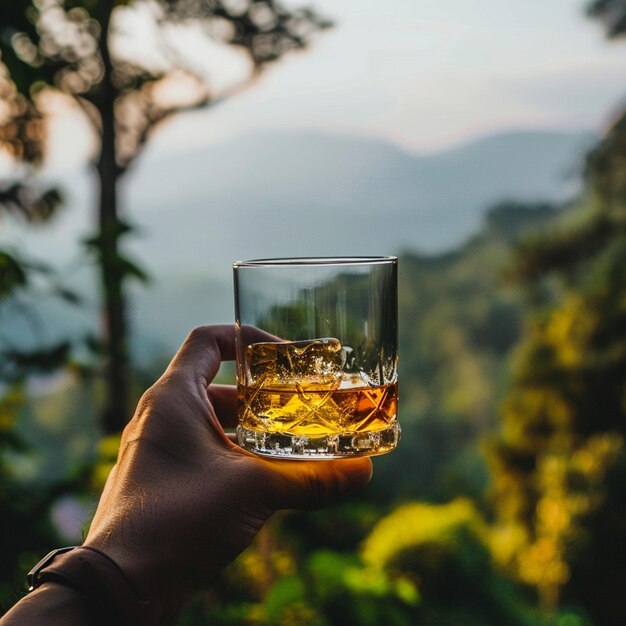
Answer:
[
  {"left": 1, "top": 582, "right": 96, "bottom": 625},
  {"left": 82, "top": 537, "right": 188, "bottom": 622},
  {"left": 26, "top": 545, "right": 175, "bottom": 626}
]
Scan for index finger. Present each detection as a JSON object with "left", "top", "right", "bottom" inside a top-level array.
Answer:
[{"left": 208, "top": 384, "right": 238, "bottom": 429}]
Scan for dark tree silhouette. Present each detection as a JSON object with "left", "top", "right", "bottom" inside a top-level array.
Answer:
[
  {"left": 0, "top": 0, "right": 330, "bottom": 433},
  {"left": 588, "top": 0, "right": 626, "bottom": 37}
]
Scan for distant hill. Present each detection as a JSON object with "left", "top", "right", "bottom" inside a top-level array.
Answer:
[
  {"left": 126, "top": 129, "right": 593, "bottom": 269},
  {"left": 0, "top": 128, "right": 595, "bottom": 358}
]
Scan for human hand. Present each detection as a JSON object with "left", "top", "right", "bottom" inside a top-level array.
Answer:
[{"left": 84, "top": 325, "right": 372, "bottom": 622}]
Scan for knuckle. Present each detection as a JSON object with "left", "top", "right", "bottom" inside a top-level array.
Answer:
[
  {"left": 187, "top": 325, "right": 214, "bottom": 343},
  {"left": 136, "top": 383, "right": 162, "bottom": 412},
  {"left": 133, "top": 382, "right": 175, "bottom": 426}
]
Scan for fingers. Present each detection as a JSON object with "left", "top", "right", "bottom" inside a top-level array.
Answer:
[
  {"left": 166, "top": 325, "right": 237, "bottom": 388},
  {"left": 154, "top": 326, "right": 374, "bottom": 512},
  {"left": 265, "top": 457, "right": 373, "bottom": 511},
  {"left": 208, "top": 384, "right": 238, "bottom": 429}
]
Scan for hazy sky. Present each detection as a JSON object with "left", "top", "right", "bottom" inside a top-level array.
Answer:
[{"left": 45, "top": 0, "right": 626, "bottom": 167}]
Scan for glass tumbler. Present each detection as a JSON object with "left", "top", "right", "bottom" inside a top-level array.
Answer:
[{"left": 233, "top": 257, "right": 399, "bottom": 459}]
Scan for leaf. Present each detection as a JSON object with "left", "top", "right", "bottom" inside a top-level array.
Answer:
[
  {"left": 3, "top": 341, "right": 71, "bottom": 375},
  {"left": 264, "top": 576, "right": 307, "bottom": 622},
  {"left": 81, "top": 220, "right": 137, "bottom": 253},
  {"left": 0, "top": 249, "right": 28, "bottom": 297},
  {"left": 32, "top": 187, "right": 63, "bottom": 222},
  {"left": 83, "top": 332, "right": 104, "bottom": 356},
  {"left": 54, "top": 286, "right": 83, "bottom": 306},
  {"left": 22, "top": 259, "right": 54, "bottom": 274},
  {"left": 81, "top": 234, "right": 101, "bottom": 251},
  {"left": 0, "top": 182, "right": 63, "bottom": 223},
  {"left": 118, "top": 255, "right": 150, "bottom": 284}
]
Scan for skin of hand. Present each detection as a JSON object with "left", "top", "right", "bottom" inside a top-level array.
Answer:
[{"left": 83, "top": 325, "right": 373, "bottom": 622}]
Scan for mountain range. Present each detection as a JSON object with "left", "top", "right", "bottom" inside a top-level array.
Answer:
[{"left": 1, "top": 128, "right": 595, "bottom": 359}]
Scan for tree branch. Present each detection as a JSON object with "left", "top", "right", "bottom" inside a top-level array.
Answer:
[{"left": 118, "top": 68, "right": 260, "bottom": 173}]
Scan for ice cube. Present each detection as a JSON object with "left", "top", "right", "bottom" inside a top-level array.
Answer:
[{"left": 246, "top": 338, "right": 343, "bottom": 386}]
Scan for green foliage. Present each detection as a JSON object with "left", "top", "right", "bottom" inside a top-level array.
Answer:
[
  {"left": 2, "top": 341, "right": 71, "bottom": 378},
  {"left": 0, "top": 0, "right": 332, "bottom": 170},
  {"left": 0, "top": 250, "right": 27, "bottom": 296},
  {"left": 0, "top": 247, "right": 88, "bottom": 381},
  {"left": 360, "top": 499, "right": 534, "bottom": 626},
  {"left": 0, "top": 182, "right": 92, "bottom": 611},
  {"left": 263, "top": 576, "right": 310, "bottom": 623},
  {"left": 361, "top": 499, "right": 488, "bottom": 569},
  {"left": 510, "top": 209, "right": 626, "bottom": 285},
  {"left": 0, "top": 381, "right": 61, "bottom": 613},
  {"left": 486, "top": 201, "right": 559, "bottom": 241},
  {"left": 488, "top": 113, "right": 626, "bottom": 622},
  {"left": 0, "top": 183, "right": 63, "bottom": 223},
  {"left": 372, "top": 202, "right": 558, "bottom": 502}
]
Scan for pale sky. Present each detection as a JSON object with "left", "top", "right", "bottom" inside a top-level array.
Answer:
[{"left": 44, "top": 0, "right": 626, "bottom": 168}]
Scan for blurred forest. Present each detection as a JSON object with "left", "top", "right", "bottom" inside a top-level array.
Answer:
[{"left": 2, "top": 1, "right": 626, "bottom": 625}]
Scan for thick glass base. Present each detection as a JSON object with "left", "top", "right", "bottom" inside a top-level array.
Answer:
[{"left": 236, "top": 422, "right": 400, "bottom": 459}]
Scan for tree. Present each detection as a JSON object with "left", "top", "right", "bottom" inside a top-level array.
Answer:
[
  {"left": 485, "top": 7, "right": 626, "bottom": 620},
  {"left": 486, "top": 111, "right": 626, "bottom": 624},
  {"left": 0, "top": 0, "right": 330, "bottom": 433},
  {"left": 587, "top": 0, "right": 626, "bottom": 37},
  {"left": 0, "top": 207, "right": 74, "bottom": 610}
]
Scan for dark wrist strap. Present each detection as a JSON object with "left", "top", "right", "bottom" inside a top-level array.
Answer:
[{"left": 27, "top": 546, "right": 161, "bottom": 625}]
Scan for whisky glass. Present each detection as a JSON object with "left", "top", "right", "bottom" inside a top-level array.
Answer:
[{"left": 233, "top": 257, "right": 398, "bottom": 459}]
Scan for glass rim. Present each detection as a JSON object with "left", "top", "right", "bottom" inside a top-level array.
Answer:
[{"left": 233, "top": 256, "right": 397, "bottom": 268}]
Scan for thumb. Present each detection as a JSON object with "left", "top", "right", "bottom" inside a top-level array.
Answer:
[
  {"left": 165, "top": 325, "right": 235, "bottom": 389},
  {"left": 268, "top": 457, "right": 373, "bottom": 510}
]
